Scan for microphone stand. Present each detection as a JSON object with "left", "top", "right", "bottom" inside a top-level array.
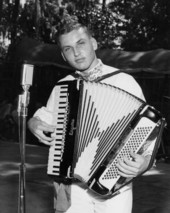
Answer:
[{"left": 18, "top": 84, "right": 31, "bottom": 213}]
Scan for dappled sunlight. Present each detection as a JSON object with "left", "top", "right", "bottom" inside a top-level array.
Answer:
[
  {"left": 130, "top": 52, "right": 145, "bottom": 62},
  {"left": 118, "top": 51, "right": 133, "bottom": 58},
  {"left": 0, "top": 161, "right": 19, "bottom": 168},
  {"left": 153, "top": 49, "right": 170, "bottom": 60},
  {"left": 0, "top": 161, "right": 19, "bottom": 176},
  {"left": 0, "top": 161, "right": 47, "bottom": 177},
  {"left": 25, "top": 162, "right": 47, "bottom": 169},
  {"left": 0, "top": 169, "right": 19, "bottom": 176}
]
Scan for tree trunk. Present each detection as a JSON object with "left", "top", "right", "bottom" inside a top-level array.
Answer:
[{"left": 35, "top": 0, "right": 42, "bottom": 39}]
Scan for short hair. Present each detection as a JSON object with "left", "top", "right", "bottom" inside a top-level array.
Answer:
[{"left": 55, "top": 14, "right": 92, "bottom": 45}]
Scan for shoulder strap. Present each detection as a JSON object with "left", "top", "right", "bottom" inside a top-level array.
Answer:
[
  {"left": 70, "top": 70, "right": 122, "bottom": 82},
  {"left": 94, "top": 70, "right": 122, "bottom": 82},
  {"left": 70, "top": 72, "right": 80, "bottom": 79}
]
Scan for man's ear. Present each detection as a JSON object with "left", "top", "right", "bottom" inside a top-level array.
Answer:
[
  {"left": 61, "top": 52, "right": 66, "bottom": 61},
  {"left": 91, "top": 37, "right": 98, "bottom": 50}
]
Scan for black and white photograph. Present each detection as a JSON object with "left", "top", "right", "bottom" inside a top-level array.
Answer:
[{"left": 0, "top": 1, "right": 170, "bottom": 213}]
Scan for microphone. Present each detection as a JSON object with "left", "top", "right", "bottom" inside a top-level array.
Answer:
[
  {"left": 21, "top": 63, "right": 34, "bottom": 86},
  {"left": 18, "top": 63, "right": 34, "bottom": 213},
  {"left": 18, "top": 63, "right": 34, "bottom": 114}
]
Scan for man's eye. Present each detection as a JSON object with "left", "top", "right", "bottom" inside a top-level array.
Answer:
[
  {"left": 64, "top": 48, "right": 71, "bottom": 52},
  {"left": 79, "top": 41, "right": 85, "bottom": 45}
]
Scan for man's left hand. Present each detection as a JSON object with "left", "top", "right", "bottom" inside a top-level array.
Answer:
[{"left": 116, "top": 152, "right": 151, "bottom": 178}]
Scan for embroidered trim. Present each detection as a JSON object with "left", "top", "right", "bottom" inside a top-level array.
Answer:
[{"left": 75, "top": 59, "right": 103, "bottom": 81}]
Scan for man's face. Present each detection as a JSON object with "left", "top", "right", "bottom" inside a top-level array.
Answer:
[{"left": 59, "top": 27, "right": 98, "bottom": 72}]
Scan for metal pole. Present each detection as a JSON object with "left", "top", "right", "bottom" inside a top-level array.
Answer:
[
  {"left": 18, "top": 114, "right": 27, "bottom": 213},
  {"left": 18, "top": 87, "right": 29, "bottom": 213}
]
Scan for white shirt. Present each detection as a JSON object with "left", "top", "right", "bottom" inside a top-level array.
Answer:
[{"left": 34, "top": 62, "right": 145, "bottom": 122}]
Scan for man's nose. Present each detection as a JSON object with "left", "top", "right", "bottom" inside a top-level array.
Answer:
[{"left": 73, "top": 47, "right": 80, "bottom": 56}]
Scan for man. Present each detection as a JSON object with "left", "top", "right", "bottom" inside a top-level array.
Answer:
[{"left": 28, "top": 14, "right": 152, "bottom": 213}]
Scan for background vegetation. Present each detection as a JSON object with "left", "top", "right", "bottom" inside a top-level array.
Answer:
[{"left": 1, "top": 0, "right": 170, "bottom": 61}]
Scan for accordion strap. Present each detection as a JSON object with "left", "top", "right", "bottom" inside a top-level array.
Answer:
[
  {"left": 94, "top": 70, "right": 122, "bottom": 82},
  {"left": 70, "top": 70, "right": 122, "bottom": 82}
]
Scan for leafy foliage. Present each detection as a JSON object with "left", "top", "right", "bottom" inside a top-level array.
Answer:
[
  {"left": 0, "top": 1, "right": 125, "bottom": 49},
  {"left": 108, "top": 0, "right": 170, "bottom": 50},
  {"left": 73, "top": 7, "right": 123, "bottom": 49},
  {"left": 1, "top": 0, "right": 170, "bottom": 53},
  {"left": 35, "top": 1, "right": 124, "bottom": 48}
]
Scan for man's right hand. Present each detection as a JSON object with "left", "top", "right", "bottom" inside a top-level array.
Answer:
[{"left": 27, "top": 117, "right": 55, "bottom": 146}]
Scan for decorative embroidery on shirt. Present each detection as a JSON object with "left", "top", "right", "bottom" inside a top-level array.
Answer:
[{"left": 75, "top": 60, "right": 103, "bottom": 81}]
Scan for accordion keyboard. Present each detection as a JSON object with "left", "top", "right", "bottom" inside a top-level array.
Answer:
[{"left": 47, "top": 84, "right": 69, "bottom": 176}]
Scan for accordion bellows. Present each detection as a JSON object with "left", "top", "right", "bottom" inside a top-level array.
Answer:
[{"left": 47, "top": 80, "right": 165, "bottom": 197}]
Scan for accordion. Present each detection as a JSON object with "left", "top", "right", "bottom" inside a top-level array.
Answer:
[{"left": 47, "top": 80, "right": 165, "bottom": 197}]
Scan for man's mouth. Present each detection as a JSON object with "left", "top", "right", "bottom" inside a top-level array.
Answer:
[{"left": 75, "top": 58, "right": 85, "bottom": 63}]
